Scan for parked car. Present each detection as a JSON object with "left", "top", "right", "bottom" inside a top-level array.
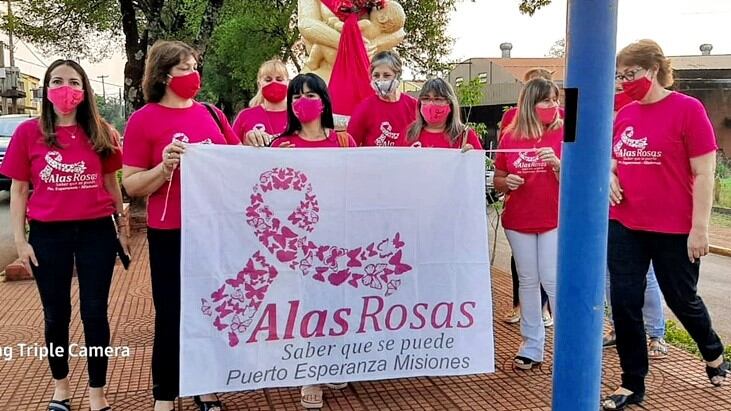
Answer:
[{"left": 0, "top": 114, "right": 36, "bottom": 192}]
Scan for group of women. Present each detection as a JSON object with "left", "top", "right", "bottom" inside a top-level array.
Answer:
[{"left": 0, "top": 36, "right": 726, "bottom": 411}]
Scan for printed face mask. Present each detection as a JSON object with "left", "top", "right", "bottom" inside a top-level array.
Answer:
[
  {"left": 420, "top": 102, "right": 451, "bottom": 125},
  {"left": 373, "top": 79, "right": 400, "bottom": 97}
]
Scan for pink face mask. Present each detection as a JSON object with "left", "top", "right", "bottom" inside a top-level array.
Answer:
[
  {"left": 535, "top": 106, "right": 558, "bottom": 125},
  {"left": 292, "top": 98, "right": 324, "bottom": 123},
  {"left": 421, "top": 103, "right": 451, "bottom": 125},
  {"left": 168, "top": 71, "right": 201, "bottom": 100},
  {"left": 47, "top": 86, "right": 85, "bottom": 115}
]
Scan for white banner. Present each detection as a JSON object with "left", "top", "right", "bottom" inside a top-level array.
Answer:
[{"left": 180, "top": 145, "right": 494, "bottom": 396}]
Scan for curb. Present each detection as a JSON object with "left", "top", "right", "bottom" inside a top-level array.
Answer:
[{"left": 710, "top": 245, "right": 731, "bottom": 258}]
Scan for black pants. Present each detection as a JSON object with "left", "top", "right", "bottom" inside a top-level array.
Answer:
[
  {"left": 511, "top": 256, "right": 549, "bottom": 310},
  {"left": 28, "top": 217, "right": 117, "bottom": 388},
  {"left": 147, "top": 228, "right": 181, "bottom": 401},
  {"left": 608, "top": 220, "right": 724, "bottom": 394}
]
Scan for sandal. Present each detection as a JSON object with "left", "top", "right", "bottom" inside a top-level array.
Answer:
[
  {"left": 193, "top": 395, "right": 223, "bottom": 411},
  {"left": 601, "top": 388, "right": 644, "bottom": 410},
  {"left": 49, "top": 399, "right": 71, "bottom": 411},
  {"left": 647, "top": 337, "right": 668, "bottom": 360},
  {"left": 603, "top": 331, "right": 617, "bottom": 349},
  {"left": 706, "top": 360, "right": 729, "bottom": 387},
  {"left": 301, "top": 385, "right": 323, "bottom": 409},
  {"left": 503, "top": 309, "right": 521, "bottom": 324},
  {"left": 513, "top": 355, "right": 541, "bottom": 370},
  {"left": 153, "top": 401, "right": 175, "bottom": 411}
]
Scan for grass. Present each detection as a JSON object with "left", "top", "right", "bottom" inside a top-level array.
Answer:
[
  {"left": 665, "top": 320, "right": 731, "bottom": 359},
  {"left": 716, "top": 177, "right": 731, "bottom": 208}
]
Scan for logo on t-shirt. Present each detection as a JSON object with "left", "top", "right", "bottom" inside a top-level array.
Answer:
[
  {"left": 375, "top": 121, "right": 399, "bottom": 146},
  {"left": 614, "top": 126, "right": 662, "bottom": 165},
  {"left": 512, "top": 151, "right": 547, "bottom": 173},
  {"left": 39, "top": 151, "right": 96, "bottom": 190}
]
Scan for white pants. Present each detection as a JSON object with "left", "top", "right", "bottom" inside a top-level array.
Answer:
[{"left": 505, "top": 228, "right": 558, "bottom": 362}]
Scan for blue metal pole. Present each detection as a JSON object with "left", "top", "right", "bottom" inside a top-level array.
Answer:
[{"left": 552, "top": 1, "right": 618, "bottom": 410}]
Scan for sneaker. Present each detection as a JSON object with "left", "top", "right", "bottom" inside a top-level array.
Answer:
[
  {"left": 648, "top": 337, "right": 668, "bottom": 360},
  {"left": 325, "top": 383, "right": 347, "bottom": 389},
  {"left": 301, "top": 385, "right": 323, "bottom": 409},
  {"left": 542, "top": 313, "right": 553, "bottom": 327},
  {"left": 602, "top": 331, "right": 616, "bottom": 348},
  {"left": 503, "top": 308, "right": 521, "bottom": 324}
]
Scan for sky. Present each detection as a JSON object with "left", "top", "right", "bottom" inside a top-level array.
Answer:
[{"left": 5, "top": 0, "right": 731, "bottom": 96}]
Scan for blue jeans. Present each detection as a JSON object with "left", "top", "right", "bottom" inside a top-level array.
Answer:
[{"left": 606, "top": 265, "right": 665, "bottom": 339}]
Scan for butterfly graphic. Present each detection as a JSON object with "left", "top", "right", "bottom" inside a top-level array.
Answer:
[
  {"left": 201, "top": 299, "right": 212, "bottom": 316},
  {"left": 389, "top": 250, "right": 412, "bottom": 275}
]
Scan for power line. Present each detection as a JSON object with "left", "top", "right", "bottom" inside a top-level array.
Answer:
[{"left": 14, "top": 57, "right": 125, "bottom": 90}]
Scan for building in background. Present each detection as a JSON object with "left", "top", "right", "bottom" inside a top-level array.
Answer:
[
  {"left": 447, "top": 43, "right": 731, "bottom": 154},
  {"left": 18, "top": 72, "right": 41, "bottom": 115}
]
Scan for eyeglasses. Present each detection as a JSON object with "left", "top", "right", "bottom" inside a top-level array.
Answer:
[
  {"left": 615, "top": 67, "right": 646, "bottom": 82},
  {"left": 419, "top": 97, "right": 450, "bottom": 105}
]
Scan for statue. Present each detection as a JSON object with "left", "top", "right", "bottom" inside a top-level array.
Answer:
[{"left": 299, "top": 0, "right": 406, "bottom": 84}]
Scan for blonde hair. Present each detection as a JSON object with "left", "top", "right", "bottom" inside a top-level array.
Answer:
[
  {"left": 523, "top": 67, "right": 554, "bottom": 82},
  {"left": 407, "top": 78, "right": 465, "bottom": 144},
  {"left": 508, "top": 78, "right": 563, "bottom": 139},
  {"left": 617, "top": 39, "right": 674, "bottom": 88},
  {"left": 249, "top": 59, "right": 289, "bottom": 107}
]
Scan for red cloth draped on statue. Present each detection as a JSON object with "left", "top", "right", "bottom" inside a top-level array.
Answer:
[{"left": 320, "top": 0, "right": 374, "bottom": 116}]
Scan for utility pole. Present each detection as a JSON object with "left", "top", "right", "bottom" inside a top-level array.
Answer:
[
  {"left": 97, "top": 75, "right": 108, "bottom": 100},
  {"left": 6, "top": 0, "right": 15, "bottom": 67}
]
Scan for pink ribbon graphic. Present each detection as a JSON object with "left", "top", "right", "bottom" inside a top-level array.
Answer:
[{"left": 201, "top": 167, "right": 413, "bottom": 347}]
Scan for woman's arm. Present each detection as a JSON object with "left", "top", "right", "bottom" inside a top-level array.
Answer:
[
  {"left": 493, "top": 169, "right": 510, "bottom": 193},
  {"left": 688, "top": 151, "right": 716, "bottom": 262},
  {"left": 122, "top": 165, "right": 169, "bottom": 198},
  {"left": 10, "top": 180, "right": 38, "bottom": 273},
  {"left": 104, "top": 172, "right": 131, "bottom": 255}
]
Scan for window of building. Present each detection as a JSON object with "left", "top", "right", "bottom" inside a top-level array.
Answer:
[{"left": 478, "top": 73, "right": 488, "bottom": 83}]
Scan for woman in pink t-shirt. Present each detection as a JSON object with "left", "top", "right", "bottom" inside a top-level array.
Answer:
[
  {"left": 268, "top": 73, "right": 353, "bottom": 409},
  {"left": 0, "top": 59, "right": 128, "bottom": 411},
  {"left": 493, "top": 78, "right": 562, "bottom": 371},
  {"left": 603, "top": 40, "right": 727, "bottom": 411},
  {"left": 121, "top": 40, "right": 239, "bottom": 411},
  {"left": 271, "top": 73, "right": 356, "bottom": 149},
  {"left": 406, "top": 78, "right": 482, "bottom": 150},
  {"left": 497, "top": 67, "right": 556, "bottom": 327},
  {"left": 234, "top": 59, "right": 290, "bottom": 146},
  {"left": 347, "top": 51, "right": 417, "bottom": 147}
]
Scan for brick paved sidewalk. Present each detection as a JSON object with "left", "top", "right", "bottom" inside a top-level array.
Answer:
[{"left": 0, "top": 231, "right": 729, "bottom": 410}]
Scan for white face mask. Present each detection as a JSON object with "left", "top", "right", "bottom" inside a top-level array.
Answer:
[{"left": 372, "top": 79, "right": 400, "bottom": 97}]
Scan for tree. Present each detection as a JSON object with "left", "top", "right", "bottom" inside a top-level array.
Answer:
[
  {"left": 3, "top": 0, "right": 227, "bottom": 110},
  {"left": 518, "top": 0, "right": 552, "bottom": 16},
  {"left": 546, "top": 38, "right": 565, "bottom": 58}
]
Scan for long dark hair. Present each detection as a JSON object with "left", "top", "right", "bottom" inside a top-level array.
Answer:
[
  {"left": 280, "top": 73, "right": 334, "bottom": 137},
  {"left": 41, "top": 59, "right": 116, "bottom": 156}
]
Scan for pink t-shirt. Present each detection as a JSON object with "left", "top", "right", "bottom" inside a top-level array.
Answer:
[
  {"left": 347, "top": 93, "right": 417, "bottom": 147},
  {"left": 494, "top": 128, "right": 563, "bottom": 234},
  {"left": 0, "top": 118, "right": 122, "bottom": 222},
  {"left": 272, "top": 130, "right": 357, "bottom": 148},
  {"left": 610, "top": 92, "right": 718, "bottom": 234},
  {"left": 413, "top": 128, "right": 483, "bottom": 149},
  {"left": 232, "top": 105, "right": 288, "bottom": 142},
  {"left": 122, "top": 102, "right": 240, "bottom": 230}
]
